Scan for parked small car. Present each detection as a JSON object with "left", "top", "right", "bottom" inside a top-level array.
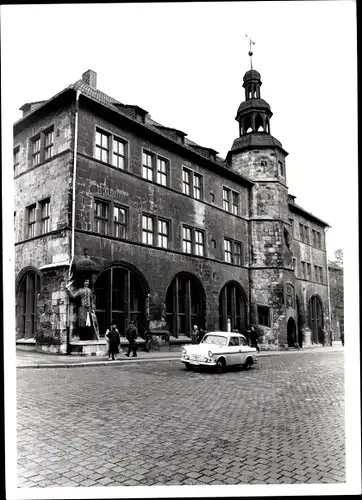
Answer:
[{"left": 181, "top": 331, "right": 257, "bottom": 373}]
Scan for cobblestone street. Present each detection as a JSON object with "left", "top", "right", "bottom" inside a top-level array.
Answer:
[{"left": 16, "top": 349, "right": 345, "bottom": 488}]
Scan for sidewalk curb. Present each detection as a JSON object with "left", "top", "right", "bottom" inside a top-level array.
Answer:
[{"left": 16, "top": 347, "right": 343, "bottom": 369}]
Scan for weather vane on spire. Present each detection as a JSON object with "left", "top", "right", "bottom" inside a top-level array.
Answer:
[{"left": 245, "top": 34, "right": 255, "bottom": 69}]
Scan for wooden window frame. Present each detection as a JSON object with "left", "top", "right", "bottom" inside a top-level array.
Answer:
[
  {"left": 142, "top": 151, "right": 154, "bottom": 181},
  {"left": 27, "top": 204, "right": 37, "bottom": 239},
  {"left": 31, "top": 136, "right": 41, "bottom": 167},
  {"left": 157, "top": 218, "right": 170, "bottom": 249},
  {"left": 224, "top": 238, "right": 243, "bottom": 265},
  {"left": 94, "top": 199, "right": 110, "bottom": 235},
  {"left": 232, "top": 191, "right": 239, "bottom": 215},
  {"left": 113, "top": 136, "right": 127, "bottom": 170},
  {"left": 44, "top": 127, "right": 54, "bottom": 161},
  {"left": 40, "top": 198, "right": 50, "bottom": 235},
  {"left": 222, "top": 187, "right": 230, "bottom": 211},
  {"left": 142, "top": 214, "right": 154, "bottom": 245},
  {"left": 194, "top": 229, "right": 205, "bottom": 256},
  {"left": 182, "top": 168, "right": 191, "bottom": 196},
  {"left": 14, "top": 147, "right": 20, "bottom": 176},
  {"left": 95, "top": 129, "right": 110, "bottom": 164},
  {"left": 156, "top": 156, "right": 168, "bottom": 186},
  {"left": 193, "top": 173, "right": 202, "bottom": 200},
  {"left": 182, "top": 225, "right": 193, "bottom": 254},
  {"left": 113, "top": 205, "right": 128, "bottom": 239}
]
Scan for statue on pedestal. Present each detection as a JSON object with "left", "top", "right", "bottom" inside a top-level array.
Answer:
[{"left": 66, "top": 278, "right": 99, "bottom": 340}]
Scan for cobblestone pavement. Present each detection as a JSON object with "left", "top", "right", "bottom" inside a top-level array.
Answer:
[{"left": 16, "top": 350, "right": 345, "bottom": 487}]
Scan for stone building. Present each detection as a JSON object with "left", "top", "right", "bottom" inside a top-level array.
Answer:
[
  {"left": 328, "top": 262, "right": 344, "bottom": 341},
  {"left": 14, "top": 66, "right": 330, "bottom": 354}
]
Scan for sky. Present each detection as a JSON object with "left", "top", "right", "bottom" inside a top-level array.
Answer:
[{"left": 1, "top": 1, "right": 360, "bottom": 497}]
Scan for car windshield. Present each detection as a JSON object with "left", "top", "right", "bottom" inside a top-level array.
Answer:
[{"left": 202, "top": 335, "right": 227, "bottom": 346}]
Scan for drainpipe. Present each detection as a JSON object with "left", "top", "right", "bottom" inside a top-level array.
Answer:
[
  {"left": 66, "top": 90, "right": 80, "bottom": 354},
  {"left": 324, "top": 227, "right": 333, "bottom": 345},
  {"left": 69, "top": 90, "right": 81, "bottom": 277}
]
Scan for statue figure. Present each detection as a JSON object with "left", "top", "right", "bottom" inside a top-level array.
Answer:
[{"left": 66, "top": 278, "right": 99, "bottom": 340}]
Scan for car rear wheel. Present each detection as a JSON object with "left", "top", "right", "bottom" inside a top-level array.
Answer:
[
  {"left": 244, "top": 357, "right": 254, "bottom": 370},
  {"left": 216, "top": 358, "right": 226, "bottom": 373}
]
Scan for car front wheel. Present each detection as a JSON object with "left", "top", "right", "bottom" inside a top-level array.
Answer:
[
  {"left": 216, "top": 358, "right": 226, "bottom": 373},
  {"left": 184, "top": 362, "right": 193, "bottom": 370},
  {"left": 244, "top": 357, "right": 254, "bottom": 370}
]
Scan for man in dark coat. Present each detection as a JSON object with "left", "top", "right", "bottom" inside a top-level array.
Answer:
[
  {"left": 125, "top": 321, "right": 138, "bottom": 357},
  {"left": 250, "top": 325, "right": 260, "bottom": 352}
]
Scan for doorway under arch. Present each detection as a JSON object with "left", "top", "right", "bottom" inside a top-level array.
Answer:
[
  {"left": 308, "top": 295, "right": 324, "bottom": 344},
  {"left": 218, "top": 281, "right": 247, "bottom": 334},
  {"left": 287, "top": 317, "right": 296, "bottom": 347},
  {"left": 94, "top": 265, "right": 149, "bottom": 338},
  {"left": 16, "top": 268, "right": 40, "bottom": 339},
  {"left": 164, "top": 273, "right": 205, "bottom": 338}
]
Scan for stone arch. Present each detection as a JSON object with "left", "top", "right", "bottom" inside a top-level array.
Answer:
[
  {"left": 94, "top": 262, "right": 150, "bottom": 338},
  {"left": 308, "top": 294, "right": 324, "bottom": 344},
  {"left": 164, "top": 272, "right": 206, "bottom": 338},
  {"left": 218, "top": 280, "right": 247, "bottom": 334},
  {"left": 16, "top": 266, "right": 41, "bottom": 339}
]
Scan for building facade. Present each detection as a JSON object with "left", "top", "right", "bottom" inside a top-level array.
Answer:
[{"left": 14, "top": 67, "right": 330, "bottom": 354}]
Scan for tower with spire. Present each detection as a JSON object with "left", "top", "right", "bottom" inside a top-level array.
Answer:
[{"left": 226, "top": 42, "right": 295, "bottom": 346}]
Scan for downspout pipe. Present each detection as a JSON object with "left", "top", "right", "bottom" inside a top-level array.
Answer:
[
  {"left": 66, "top": 90, "right": 80, "bottom": 354},
  {"left": 69, "top": 90, "right": 81, "bottom": 278},
  {"left": 324, "top": 227, "right": 333, "bottom": 345}
]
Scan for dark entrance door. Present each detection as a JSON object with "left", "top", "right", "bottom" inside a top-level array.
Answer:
[
  {"left": 165, "top": 273, "right": 205, "bottom": 338},
  {"left": 309, "top": 295, "right": 323, "bottom": 344},
  {"left": 218, "top": 282, "right": 247, "bottom": 334},
  {"left": 287, "top": 317, "right": 296, "bottom": 347},
  {"left": 94, "top": 266, "right": 148, "bottom": 338},
  {"left": 16, "top": 270, "right": 40, "bottom": 339}
]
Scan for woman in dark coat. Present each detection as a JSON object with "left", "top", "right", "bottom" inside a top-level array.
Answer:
[{"left": 105, "top": 320, "right": 121, "bottom": 360}]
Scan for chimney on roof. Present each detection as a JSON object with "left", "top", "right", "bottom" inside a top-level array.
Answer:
[{"left": 82, "top": 69, "right": 97, "bottom": 88}]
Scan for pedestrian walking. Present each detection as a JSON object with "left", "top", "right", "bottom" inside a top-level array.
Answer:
[
  {"left": 105, "top": 320, "right": 121, "bottom": 360},
  {"left": 250, "top": 325, "right": 260, "bottom": 352},
  {"left": 191, "top": 325, "right": 200, "bottom": 344},
  {"left": 125, "top": 321, "right": 138, "bottom": 357},
  {"left": 340, "top": 331, "right": 344, "bottom": 346}
]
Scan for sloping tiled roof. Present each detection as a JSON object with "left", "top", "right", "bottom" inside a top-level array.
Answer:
[{"left": 15, "top": 74, "right": 256, "bottom": 186}]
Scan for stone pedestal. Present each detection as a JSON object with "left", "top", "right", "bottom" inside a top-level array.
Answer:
[{"left": 303, "top": 328, "right": 312, "bottom": 347}]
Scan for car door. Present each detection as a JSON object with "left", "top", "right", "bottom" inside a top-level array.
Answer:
[
  {"left": 238, "top": 336, "right": 249, "bottom": 364},
  {"left": 226, "top": 336, "right": 241, "bottom": 365}
]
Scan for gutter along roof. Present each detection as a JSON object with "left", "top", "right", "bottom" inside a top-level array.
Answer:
[
  {"left": 14, "top": 78, "right": 254, "bottom": 188},
  {"left": 288, "top": 199, "right": 330, "bottom": 228}
]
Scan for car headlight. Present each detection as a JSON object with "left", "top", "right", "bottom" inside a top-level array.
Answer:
[{"left": 208, "top": 351, "right": 213, "bottom": 357}]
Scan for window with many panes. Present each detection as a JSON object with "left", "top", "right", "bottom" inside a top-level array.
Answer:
[
  {"left": 44, "top": 128, "right": 54, "bottom": 160},
  {"left": 306, "top": 263, "right": 311, "bottom": 280},
  {"left": 182, "top": 168, "right": 191, "bottom": 196},
  {"left": 319, "top": 266, "right": 324, "bottom": 283},
  {"left": 193, "top": 174, "right": 202, "bottom": 200},
  {"left": 195, "top": 230, "right": 205, "bottom": 256},
  {"left": 142, "top": 215, "right": 154, "bottom": 245},
  {"left": 32, "top": 136, "right": 41, "bottom": 167},
  {"left": 142, "top": 152, "right": 154, "bottom": 181},
  {"left": 14, "top": 147, "right": 20, "bottom": 176},
  {"left": 182, "top": 168, "right": 203, "bottom": 200},
  {"left": 224, "top": 238, "right": 243, "bottom": 265},
  {"left": 114, "top": 206, "right": 127, "bottom": 238},
  {"left": 156, "top": 157, "right": 168, "bottom": 186},
  {"left": 299, "top": 223, "right": 309, "bottom": 244},
  {"left": 40, "top": 199, "right": 50, "bottom": 234},
  {"left": 278, "top": 161, "right": 285, "bottom": 177},
  {"left": 232, "top": 192, "right": 239, "bottom": 215},
  {"left": 224, "top": 239, "right": 232, "bottom": 263},
  {"left": 95, "top": 129, "right": 110, "bottom": 163},
  {"left": 113, "top": 137, "right": 126, "bottom": 169},
  {"left": 94, "top": 199, "right": 110, "bottom": 235},
  {"left": 182, "top": 226, "right": 192, "bottom": 254},
  {"left": 27, "top": 205, "right": 36, "bottom": 238},
  {"left": 222, "top": 187, "right": 230, "bottom": 211},
  {"left": 157, "top": 219, "right": 169, "bottom": 248},
  {"left": 257, "top": 305, "right": 270, "bottom": 327}
]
